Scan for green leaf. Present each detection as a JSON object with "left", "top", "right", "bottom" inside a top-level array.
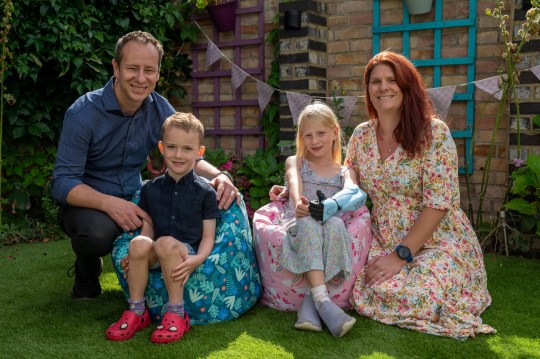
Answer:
[
  {"left": 28, "top": 53, "right": 43, "bottom": 67},
  {"left": 115, "top": 17, "right": 130, "bottom": 28},
  {"left": 28, "top": 122, "right": 51, "bottom": 136},
  {"left": 511, "top": 170, "right": 536, "bottom": 196},
  {"left": 504, "top": 198, "right": 537, "bottom": 216},
  {"left": 521, "top": 215, "right": 537, "bottom": 233},
  {"left": 533, "top": 114, "right": 540, "bottom": 128},
  {"left": 526, "top": 153, "right": 540, "bottom": 184}
]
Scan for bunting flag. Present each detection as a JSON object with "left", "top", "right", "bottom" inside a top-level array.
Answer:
[
  {"left": 231, "top": 64, "right": 249, "bottom": 92},
  {"left": 473, "top": 75, "right": 506, "bottom": 100},
  {"left": 530, "top": 65, "right": 540, "bottom": 81},
  {"left": 205, "top": 41, "right": 223, "bottom": 70},
  {"left": 256, "top": 81, "right": 275, "bottom": 112},
  {"left": 427, "top": 85, "right": 457, "bottom": 120},
  {"left": 331, "top": 96, "right": 358, "bottom": 127},
  {"left": 287, "top": 92, "right": 313, "bottom": 124},
  {"left": 201, "top": 30, "right": 539, "bottom": 125}
]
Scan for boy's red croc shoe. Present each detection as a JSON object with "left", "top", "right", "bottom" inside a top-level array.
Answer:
[
  {"left": 151, "top": 312, "right": 191, "bottom": 344},
  {"left": 105, "top": 309, "right": 151, "bottom": 341}
]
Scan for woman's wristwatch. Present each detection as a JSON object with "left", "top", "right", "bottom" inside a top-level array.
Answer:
[{"left": 395, "top": 244, "right": 413, "bottom": 263}]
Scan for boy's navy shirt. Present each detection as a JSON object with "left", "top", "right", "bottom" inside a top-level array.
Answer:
[{"left": 137, "top": 169, "right": 221, "bottom": 251}]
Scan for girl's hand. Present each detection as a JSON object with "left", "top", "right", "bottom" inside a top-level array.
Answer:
[
  {"left": 269, "top": 185, "right": 288, "bottom": 202},
  {"left": 171, "top": 255, "right": 204, "bottom": 286},
  {"left": 295, "top": 196, "right": 310, "bottom": 218},
  {"left": 365, "top": 252, "right": 405, "bottom": 287},
  {"left": 120, "top": 256, "right": 129, "bottom": 279}
]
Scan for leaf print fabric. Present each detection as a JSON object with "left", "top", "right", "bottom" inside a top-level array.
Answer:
[{"left": 111, "top": 192, "right": 261, "bottom": 325}]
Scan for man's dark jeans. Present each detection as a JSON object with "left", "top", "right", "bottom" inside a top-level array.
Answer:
[{"left": 58, "top": 205, "right": 123, "bottom": 298}]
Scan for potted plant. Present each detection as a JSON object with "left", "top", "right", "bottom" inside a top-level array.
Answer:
[
  {"left": 196, "top": 0, "right": 238, "bottom": 32},
  {"left": 404, "top": 0, "right": 433, "bottom": 15}
]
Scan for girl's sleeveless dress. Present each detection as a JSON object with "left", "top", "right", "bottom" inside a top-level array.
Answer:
[{"left": 281, "top": 159, "right": 353, "bottom": 283}]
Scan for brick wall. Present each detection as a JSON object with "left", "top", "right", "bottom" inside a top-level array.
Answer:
[
  {"left": 178, "top": 0, "right": 540, "bottom": 219},
  {"left": 175, "top": 0, "right": 279, "bottom": 158},
  {"left": 274, "top": 0, "right": 540, "bottom": 219}
]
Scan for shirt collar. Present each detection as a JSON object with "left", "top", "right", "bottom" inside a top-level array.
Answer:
[
  {"left": 102, "top": 77, "right": 152, "bottom": 115},
  {"left": 164, "top": 169, "right": 197, "bottom": 184}
]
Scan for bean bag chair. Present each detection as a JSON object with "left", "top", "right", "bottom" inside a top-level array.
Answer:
[
  {"left": 252, "top": 201, "right": 371, "bottom": 311},
  {"left": 112, "top": 191, "right": 262, "bottom": 325}
]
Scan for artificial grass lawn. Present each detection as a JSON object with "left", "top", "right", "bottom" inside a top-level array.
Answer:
[{"left": 1, "top": 239, "right": 539, "bottom": 359}]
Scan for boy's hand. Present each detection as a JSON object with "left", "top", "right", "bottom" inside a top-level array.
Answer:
[{"left": 171, "top": 255, "right": 204, "bottom": 286}]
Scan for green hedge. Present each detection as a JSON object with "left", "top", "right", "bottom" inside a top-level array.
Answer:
[{"left": 2, "top": 0, "right": 199, "bottom": 227}]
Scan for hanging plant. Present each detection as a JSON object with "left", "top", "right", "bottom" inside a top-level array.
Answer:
[{"left": 196, "top": 0, "right": 238, "bottom": 32}]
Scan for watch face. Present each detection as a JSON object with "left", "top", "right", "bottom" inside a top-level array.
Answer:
[{"left": 397, "top": 245, "right": 411, "bottom": 259}]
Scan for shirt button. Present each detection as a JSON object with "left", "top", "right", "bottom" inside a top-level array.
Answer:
[
  {"left": 174, "top": 192, "right": 178, "bottom": 195},
  {"left": 172, "top": 216, "right": 176, "bottom": 219}
]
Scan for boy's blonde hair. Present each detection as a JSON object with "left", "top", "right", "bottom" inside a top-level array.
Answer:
[
  {"left": 295, "top": 101, "right": 343, "bottom": 164},
  {"left": 162, "top": 112, "right": 205, "bottom": 144}
]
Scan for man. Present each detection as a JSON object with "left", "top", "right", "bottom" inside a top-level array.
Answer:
[{"left": 51, "top": 31, "right": 239, "bottom": 300}]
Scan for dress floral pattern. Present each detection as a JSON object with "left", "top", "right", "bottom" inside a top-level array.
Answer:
[
  {"left": 281, "top": 159, "right": 354, "bottom": 283},
  {"left": 345, "top": 118, "right": 495, "bottom": 340}
]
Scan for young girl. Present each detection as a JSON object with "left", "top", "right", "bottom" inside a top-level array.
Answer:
[{"left": 280, "top": 101, "right": 363, "bottom": 338}]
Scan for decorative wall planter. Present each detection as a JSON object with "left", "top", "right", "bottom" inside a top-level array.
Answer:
[
  {"left": 404, "top": 0, "right": 433, "bottom": 15},
  {"left": 206, "top": 0, "right": 237, "bottom": 32}
]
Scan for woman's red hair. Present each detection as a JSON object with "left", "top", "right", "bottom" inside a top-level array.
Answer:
[{"left": 364, "top": 51, "right": 435, "bottom": 157}]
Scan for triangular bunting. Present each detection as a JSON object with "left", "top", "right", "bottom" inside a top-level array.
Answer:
[
  {"left": 198, "top": 30, "right": 540, "bottom": 130},
  {"left": 427, "top": 85, "right": 456, "bottom": 120},
  {"left": 474, "top": 75, "right": 506, "bottom": 100},
  {"left": 205, "top": 41, "right": 223, "bottom": 70},
  {"left": 331, "top": 96, "right": 358, "bottom": 127},
  {"left": 530, "top": 65, "right": 540, "bottom": 81},
  {"left": 231, "top": 65, "right": 249, "bottom": 92},
  {"left": 286, "top": 92, "right": 313, "bottom": 125},
  {"left": 256, "top": 81, "right": 275, "bottom": 112}
]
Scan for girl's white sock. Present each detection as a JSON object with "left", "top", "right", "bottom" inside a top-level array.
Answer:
[{"left": 310, "top": 285, "right": 330, "bottom": 306}]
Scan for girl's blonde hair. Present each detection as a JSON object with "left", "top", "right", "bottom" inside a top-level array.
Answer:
[{"left": 295, "top": 101, "right": 343, "bottom": 164}]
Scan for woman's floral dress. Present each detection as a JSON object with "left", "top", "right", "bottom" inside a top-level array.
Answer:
[{"left": 345, "top": 118, "right": 495, "bottom": 340}]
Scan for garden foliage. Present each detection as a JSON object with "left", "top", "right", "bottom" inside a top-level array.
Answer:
[{"left": 2, "top": 0, "right": 199, "bottom": 230}]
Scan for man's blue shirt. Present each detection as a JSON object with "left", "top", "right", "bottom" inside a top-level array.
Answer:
[
  {"left": 138, "top": 170, "right": 221, "bottom": 251},
  {"left": 51, "top": 77, "right": 175, "bottom": 204}
]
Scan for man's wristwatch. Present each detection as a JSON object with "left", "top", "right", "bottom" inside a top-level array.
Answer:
[
  {"left": 395, "top": 244, "right": 413, "bottom": 263},
  {"left": 215, "top": 170, "right": 234, "bottom": 183}
]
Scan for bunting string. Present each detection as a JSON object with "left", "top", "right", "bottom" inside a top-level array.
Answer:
[{"left": 194, "top": 22, "right": 540, "bottom": 125}]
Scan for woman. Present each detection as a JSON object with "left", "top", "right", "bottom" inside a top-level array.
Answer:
[{"left": 345, "top": 50, "right": 495, "bottom": 340}]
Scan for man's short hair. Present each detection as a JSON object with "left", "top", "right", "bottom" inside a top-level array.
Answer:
[{"left": 114, "top": 31, "right": 164, "bottom": 66}]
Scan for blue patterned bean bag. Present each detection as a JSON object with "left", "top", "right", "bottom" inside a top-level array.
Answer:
[{"left": 111, "top": 191, "right": 262, "bottom": 325}]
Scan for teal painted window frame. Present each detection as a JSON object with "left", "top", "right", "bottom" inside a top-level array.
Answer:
[{"left": 372, "top": 0, "right": 477, "bottom": 174}]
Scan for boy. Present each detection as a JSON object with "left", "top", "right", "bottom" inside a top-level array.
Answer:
[{"left": 105, "top": 112, "right": 220, "bottom": 344}]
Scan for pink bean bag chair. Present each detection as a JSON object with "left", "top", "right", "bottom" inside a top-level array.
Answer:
[{"left": 253, "top": 201, "right": 372, "bottom": 311}]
